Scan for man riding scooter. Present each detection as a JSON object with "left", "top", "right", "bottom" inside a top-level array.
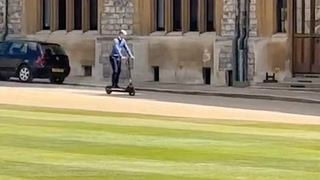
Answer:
[{"left": 109, "top": 30, "right": 135, "bottom": 88}]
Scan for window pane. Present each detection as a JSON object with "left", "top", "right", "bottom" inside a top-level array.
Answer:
[
  {"left": 305, "top": 0, "right": 311, "bottom": 33},
  {"left": 41, "top": 44, "right": 66, "bottom": 55},
  {"left": 315, "top": 0, "right": 320, "bottom": 34},
  {"left": 173, "top": 0, "right": 181, "bottom": 31},
  {"left": 206, "top": 0, "right": 214, "bottom": 31},
  {"left": 156, "top": 0, "right": 165, "bottom": 31},
  {"left": 296, "top": 0, "right": 303, "bottom": 33},
  {"left": 189, "top": 0, "right": 198, "bottom": 31},
  {"left": 42, "top": 0, "right": 50, "bottom": 30},
  {"left": 90, "top": 0, "right": 98, "bottom": 30},
  {"left": 296, "top": 0, "right": 311, "bottom": 34},
  {"left": 0, "top": 42, "right": 10, "bottom": 55},
  {"left": 27, "top": 42, "right": 38, "bottom": 51},
  {"left": 58, "top": 0, "right": 66, "bottom": 30},
  {"left": 8, "top": 43, "right": 27, "bottom": 55},
  {"left": 276, "top": 0, "right": 287, "bottom": 32},
  {"left": 74, "top": 0, "right": 82, "bottom": 30}
]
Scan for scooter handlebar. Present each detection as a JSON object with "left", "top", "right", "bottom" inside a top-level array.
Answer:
[{"left": 122, "top": 57, "right": 134, "bottom": 60}]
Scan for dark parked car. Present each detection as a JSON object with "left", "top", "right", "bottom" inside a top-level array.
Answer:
[{"left": 0, "top": 40, "right": 70, "bottom": 84}]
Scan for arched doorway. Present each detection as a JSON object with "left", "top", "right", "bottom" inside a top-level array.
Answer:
[{"left": 293, "top": 0, "right": 320, "bottom": 74}]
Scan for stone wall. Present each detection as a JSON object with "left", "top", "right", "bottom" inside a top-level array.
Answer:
[
  {"left": 7, "top": 0, "right": 22, "bottom": 34},
  {"left": 97, "top": 37, "right": 133, "bottom": 79},
  {"left": 95, "top": 34, "right": 216, "bottom": 84},
  {"left": 249, "top": 0, "right": 257, "bottom": 36},
  {"left": 221, "top": 0, "right": 237, "bottom": 37},
  {"left": 216, "top": 0, "right": 238, "bottom": 71},
  {"left": 0, "top": 0, "right": 22, "bottom": 36},
  {"left": 216, "top": 0, "right": 258, "bottom": 84},
  {"left": 218, "top": 44, "right": 233, "bottom": 71},
  {"left": 248, "top": 0, "right": 257, "bottom": 81},
  {"left": 101, "top": 0, "right": 134, "bottom": 35},
  {"left": 248, "top": 43, "right": 255, "bottom": 81}
]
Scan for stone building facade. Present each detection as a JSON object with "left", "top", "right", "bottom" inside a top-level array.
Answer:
[{"left": 0, "top": 0, "right": 319, "bottom": 86}]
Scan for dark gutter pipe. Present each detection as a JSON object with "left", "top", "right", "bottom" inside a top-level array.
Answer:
[{"left": 232, "top": 0, "right": 250, "bottom": 86}]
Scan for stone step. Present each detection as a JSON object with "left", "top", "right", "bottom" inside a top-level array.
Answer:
[
  {"left": 255, "top": 81, "right": 320, "bottom": 89},
  {"left": 284, "top": 77, "right": 320, "bottom": 84},
  {"left": 294, "top": 74, "right": 320, "bottom": 78},
  {"left": 252, "top": 85, "right": 320, "bottom": 93}
]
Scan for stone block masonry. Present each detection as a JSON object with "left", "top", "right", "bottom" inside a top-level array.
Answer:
[
  {"left": 101, "top": 0, "right": 134, "bottom": 35},
  {"left": 97, "top": 37, "right": 133, "bottom": 80},
  {"left": 221, "top": 0, "right": 237, "bottom": 37},
  {"left": 0, "top": 0, "right": 22, "bottom": 35},
  {"left": 249, "top": 0, "right": 257, "bottom": 36},
  {"left": 218, "top": 0, "right": 258, "bottom": 82},
  {"left": 0, "top": 0, "right": 4, "bottom": 34},
  {"left": 218, "top": 0, "right": 237, "bottom": 72},
  {"left": 219, "top": 44, "right": 233, "bottom": 71},
  {"left": 7, "top": 0, "right": 22, "bottom": 34}
]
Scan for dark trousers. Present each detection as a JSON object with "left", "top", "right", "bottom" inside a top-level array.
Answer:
[{"left": 109, "top": 56, "right": 121, "bottom": 87}]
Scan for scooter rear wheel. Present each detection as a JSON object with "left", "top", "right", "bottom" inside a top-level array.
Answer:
[{"left": 105, "top": 87, "right": 112, "bottom": 94}]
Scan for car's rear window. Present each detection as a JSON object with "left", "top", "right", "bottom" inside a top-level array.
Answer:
[{"left": 41, "top": 44, "right": 66, "bottom": 55}]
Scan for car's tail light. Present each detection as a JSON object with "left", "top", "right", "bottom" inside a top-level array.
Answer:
[{"left": 35, "top": 55, "right": 45, "bottom": 67}]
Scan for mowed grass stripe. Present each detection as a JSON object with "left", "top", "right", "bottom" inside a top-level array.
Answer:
[
  {"left": 0, "top": 175, "right": 27, "bottom": 180},
  {"left": 1, "top": 146, "right": 320, "bottom": 180},
  {"left": 1, "top": 110, "right": 320, "bottom": 140},
  {"left": 1, "top": 117, "right": 320, "bottom": 147},
  {"left": 0, "top": 162, "right": 210, "bottom": 180},
  {"left": 1, "top": 123, "right": 320, "bottom": 162},
  {"left": 1, "top": 133, "right": 320, "bottom": 173},
  {"left": 0, "top": 105, "right": 320, "bottom": 179},
  {"left": 1, "top": 104, "right": 320, "bottom": 132}
]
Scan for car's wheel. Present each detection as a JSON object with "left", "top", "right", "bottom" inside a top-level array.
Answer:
[
  {"left": 49, "top": 76, "right": 65, "bottom": 84},
  {"left": 18, "top": 65, "right": 33, "bottom": 83}
]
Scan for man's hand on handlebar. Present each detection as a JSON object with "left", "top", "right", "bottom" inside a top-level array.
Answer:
[{"left": 121, "top": 56, "right": 135, "bottom": 60}]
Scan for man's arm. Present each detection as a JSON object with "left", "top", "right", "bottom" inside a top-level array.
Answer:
[
  {"left": 114, "top": 38, "right": 124, "bottom": 58},
  {"left": 123, "top": 40, "right": 134, "bottom": 58}
]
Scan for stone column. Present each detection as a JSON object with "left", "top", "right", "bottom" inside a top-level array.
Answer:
[
  {"left": 101, "top": 0, "right": 134, "bottom": 35},
  {"left": 214, "top": 0, "right": 238, "bottom": 85},
  {"left": 0, "top": 0, "right": 6, "bottom": 38},
  {"left": 248, "top": 0, "right": 257, "bottom": 81},
  {"left": 7, "top": 0, "right": 22, "bottom": 35}
]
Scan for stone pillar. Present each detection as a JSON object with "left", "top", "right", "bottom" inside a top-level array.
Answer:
[
  {"left": 7, "top": 0, "right": 22, "bottom": 35},
  {"left": 214, "top": 0, "right": 237, "bottom": 86},
  {"left": 0, "top": 0, "right": 5, "bottom": 36},
  {"left": 214, "top": 0, "right": 258, "bottom": 85},
  {"left": 101, "top": 0, "right": 134, "bottom": 35},
  {"left": 0, "top": 0, "right": 23, "bottom": 38},
  {"left": 248, "top": 0, "right": 257, "bottom": 81},
  {"left": 94, "top": 0, "right": 136, "bottom": 81}
]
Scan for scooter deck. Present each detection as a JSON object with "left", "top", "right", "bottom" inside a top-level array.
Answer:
[
  {"left": 107, "top": 87, "right": 127, "bottom": 92},
  {"left": 105, "top": 85, "right": 135, "bottom": 96}
]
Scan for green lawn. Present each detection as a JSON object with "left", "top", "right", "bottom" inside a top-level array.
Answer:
[{"left": 0, "top": 104, "right": 319, "bottom": 180}]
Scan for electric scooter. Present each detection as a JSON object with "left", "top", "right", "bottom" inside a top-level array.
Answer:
[{"left": 105, "top": 57, "right": 136, "bottom": 96}]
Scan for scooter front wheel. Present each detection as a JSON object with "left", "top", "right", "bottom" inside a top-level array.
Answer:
[
  {"left": 129, "top": 91, "right": 135, "bottom": 96},
  {"left": 128, "top": 87, "right": 135, "bottom": 96}
]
